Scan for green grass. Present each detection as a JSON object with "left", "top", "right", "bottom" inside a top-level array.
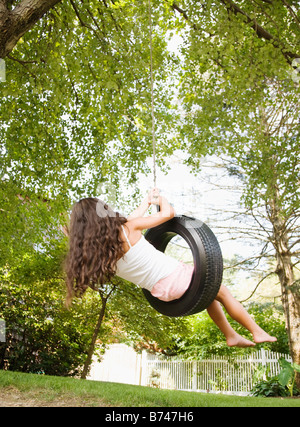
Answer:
[{"left": 0, "top": 370, "right": 299, "bottom": 407}]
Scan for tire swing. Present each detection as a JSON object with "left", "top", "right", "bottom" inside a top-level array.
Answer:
[
  {"left": 142, "top": 216, "right": 223, "bottom": 317},
  {"left": 143, "top": 0, "right": 223, "bottom": 317}
]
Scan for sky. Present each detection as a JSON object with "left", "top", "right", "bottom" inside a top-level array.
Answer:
[
  {"left": 133, "top": 151, "right": 259, "bottom": 262},
  {"left": 132, "top": 152, "right": 284, "bottom": 301}
]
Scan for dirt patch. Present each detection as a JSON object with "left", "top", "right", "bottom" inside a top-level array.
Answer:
[{"left": 0, "top": 386, "right": 110, "bottom": 407}]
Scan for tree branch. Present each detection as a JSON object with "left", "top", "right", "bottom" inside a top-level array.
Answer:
[
  {"left": 7, "top": 52, "right": 37, "bottom": 78},
  {"left": 239, "top": 271, "right": 277, "bottom": 303},
  {"left": 281, "top": 0, "right": 300, "bottom": 29},
  {"left": 170, "top": 2, "right": 200, "bottom": 31},
  {"left": 0, "top": 0, "right": 62, "bottom": 57},
  {"left": 219, "top": 0, "right": 299, "bottom": 63},
  {"left": 171, "top": 0, "right": 299, "bottom": 64}
]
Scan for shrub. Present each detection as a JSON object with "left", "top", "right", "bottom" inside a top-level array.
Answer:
[
  {"left": 251, "top": 359, "right": 300, "bottom": 398},
  {"left": 250, "top": 377, "right": 289, "bottom": 397}
]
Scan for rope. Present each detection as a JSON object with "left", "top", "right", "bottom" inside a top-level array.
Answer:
[{"left": 148, "top": 0, "right": 157, "bottom": 189}]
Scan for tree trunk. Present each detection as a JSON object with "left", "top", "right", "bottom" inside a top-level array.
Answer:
[
  {"left": 80, "top": 296, "right": 107, "bottom": 380},
  {"left": 276, "top": 253, "right": 300, "bottom": 388},
  {"left": 0, "top": 0, "right": 62, "bottom": 58},
  {"left": 268, "top": 195, "right": 300, "bottom": 388}
]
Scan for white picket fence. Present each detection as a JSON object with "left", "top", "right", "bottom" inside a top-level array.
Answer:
[
  {"left": 142, "top": 349, "right": 292, "bottom": 395},
  {"left": 88, "top": 344, "right": 292, "bottom": 395}
]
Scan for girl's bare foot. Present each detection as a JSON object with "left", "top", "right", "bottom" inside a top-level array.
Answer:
[
  {"left": 252, "top": 330, "right": 277, "bottom": 344},
  {"left": 227, "top": 334, "right": 256, "bottom": 348}
]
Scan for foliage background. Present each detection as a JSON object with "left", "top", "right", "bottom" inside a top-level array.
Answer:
[{"left": 1, "top": 0, "right": 299, "bottom": 375}]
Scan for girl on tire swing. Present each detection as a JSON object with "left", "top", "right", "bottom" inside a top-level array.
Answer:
[{"left": 65, "top": 188, "right": 276, "bottom": 348}]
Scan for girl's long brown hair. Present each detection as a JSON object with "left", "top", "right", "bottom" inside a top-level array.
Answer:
[{"left": 65, "top": 198, "right": 127, "bottom": 306}]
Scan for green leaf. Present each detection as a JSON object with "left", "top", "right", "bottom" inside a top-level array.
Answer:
[
  {"left": 278, "top": 369, "right": 292, "bottom": 387},
  {"left": 278, "top": 357, "right": 293, "bottom": 370},
  {"left": 292, "top": 363, "right": 300, "bottom": 373}
]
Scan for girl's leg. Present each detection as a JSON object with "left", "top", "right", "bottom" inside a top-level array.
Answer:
[
  {"left": 207, "top": 300, "right": 255, "bottom": 347},
  {"left": 215, "top": 285, "right": 277, "bottom": 344}
]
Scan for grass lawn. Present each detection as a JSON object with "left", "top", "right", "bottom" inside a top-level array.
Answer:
[{"left": 0, "top": 370, "right": 299, "bottom": 407}]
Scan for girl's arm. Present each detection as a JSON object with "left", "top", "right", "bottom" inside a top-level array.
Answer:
[
  {"left": 127, "top": 188, "right": 159, "bottom": 220},
  {"left": 127, "top": 196, "right": 150, "bottom": 221},
  {"left": 127, "top": 194, "right": 176, "bottom": 231}
]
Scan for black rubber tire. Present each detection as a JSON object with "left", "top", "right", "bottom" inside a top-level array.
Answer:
[{"left": 142, "top": 215, "right": 223, "bottom": 317}]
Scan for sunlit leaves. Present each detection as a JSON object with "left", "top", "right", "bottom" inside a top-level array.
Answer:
[{"left": 0, "top": 0, "right": 179, "bottom": 206}]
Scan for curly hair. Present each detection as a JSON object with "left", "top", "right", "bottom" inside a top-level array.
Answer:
[{"left": 65, "top": 198, "right": 127, "bottom": 306}]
